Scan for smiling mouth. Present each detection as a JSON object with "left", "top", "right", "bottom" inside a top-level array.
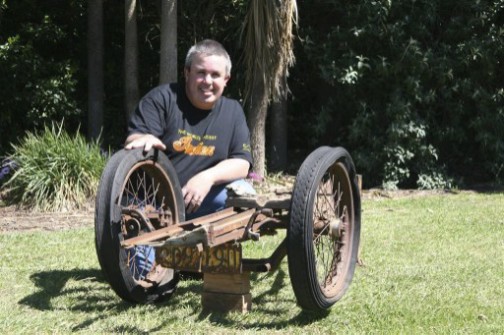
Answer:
[{"left": 200, "top": 87, "right": 213, "bottom": 96}]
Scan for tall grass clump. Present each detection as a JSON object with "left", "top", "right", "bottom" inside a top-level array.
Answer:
[{"left": 1, "top": 122, "right": 107, "bottom": 211}]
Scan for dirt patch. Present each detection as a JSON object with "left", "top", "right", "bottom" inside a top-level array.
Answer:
[
  {"left": 361, "top": 188, "right": 456, "bottom": 199},
  {"left": 0, "top": 187, "right": 456, "bottom": 233},
  {"left": 0, "top": 204, "right": 94, "bottom": 233}
]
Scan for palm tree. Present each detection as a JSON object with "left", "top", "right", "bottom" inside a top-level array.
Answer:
[
  {"left": 160, "top": 0, "right": 178, "bottom": 84},
  {"left": 269, "top": 76, "right": 288, "bottom": 171},
  {"left": 87, "top": 0, "right": 104, "bottom": 141},
  {"left": 242, "top": 0, "right": 297, "bottom": 177}
]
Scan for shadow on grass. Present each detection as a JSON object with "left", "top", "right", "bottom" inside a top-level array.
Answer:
[
  {"left": 18, "top": 268, "right": 202, "bottom": 312},
  {"left": 196, "top": 268, "right": 330, "bottom": 329},
  {"left": 18, "top": 268, "right": 128, "bottom": 312},
  {"left": 17, "top": 267, "right": 206, "bottom": 331},
  {"left": 19, "top": 267, "right": 329, "bottom": 331}
]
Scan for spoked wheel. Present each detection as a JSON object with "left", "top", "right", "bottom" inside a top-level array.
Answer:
[
  {"left": 288, "top": 146, "right": 361, "bottom": 311},
  {"left": 95, "top": 149, "right": 185, "bottom": 303}
]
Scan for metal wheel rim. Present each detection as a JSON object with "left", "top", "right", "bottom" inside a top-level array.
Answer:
[
  {"left": 312, "top": 161, "right": 354, "bottom": 297},
  {"left": 117, "top": 161, "right": 178, "bottom": 283}
]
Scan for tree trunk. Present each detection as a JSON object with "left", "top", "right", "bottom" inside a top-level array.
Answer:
[
  {"left": 159, "top": 0, "right": 177, "bottom": 84},
  {"left": 87, "top": 0, "right": 104, "bottom": 141},
  {"left": 269, "top": 79, "right": 288, "bottom": 171},
  {"left": 125, "top": 0, "right": 139, "bottom": 120},
  {"left": 242, "top": 0, "right": 297, "bottom": 178},
  {"left": 247, "top": 78, "right": 269, "bottom": 178}
]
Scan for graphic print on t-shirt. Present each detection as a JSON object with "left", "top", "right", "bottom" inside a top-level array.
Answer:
[{"left": 172, "top": 129, "right": 215, "bottom": 156}]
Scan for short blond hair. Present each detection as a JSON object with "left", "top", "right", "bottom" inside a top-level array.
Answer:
[{"left": 185, "top": 39, "right": 232, "bottom": 76}]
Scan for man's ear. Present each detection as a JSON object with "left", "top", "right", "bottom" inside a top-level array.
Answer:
[{"left": 184, "top": 67, "right": 189, "bottom": 80}]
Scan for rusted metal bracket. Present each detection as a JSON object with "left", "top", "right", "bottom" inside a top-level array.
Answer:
[
  {"left": 242, "top": 238, "right": 287, "bottom": 272},
  {"left": 242, "top": 208, "right": 274, "bottom": 241}
]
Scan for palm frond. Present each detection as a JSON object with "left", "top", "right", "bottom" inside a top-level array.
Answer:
[{"left": 241, "top": 0, "right": 298, "bottom": 105}]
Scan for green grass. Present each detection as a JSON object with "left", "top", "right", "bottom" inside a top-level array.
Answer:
[{"left": 0, "top": 192, "right": 503, "bottom": 334}]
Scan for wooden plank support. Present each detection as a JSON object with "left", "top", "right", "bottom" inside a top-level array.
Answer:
[
  {"left": 121, "top": 207, "right": 238, "bottom": 248},
  {"left": 202, "top": 272, "right": 252, "bottom": 314},
  {"left": 206, "top": 209, "right": 256, "bottom": 245},
  {"left": 226, "top": 194, "right": 291, "bottom": 210}
]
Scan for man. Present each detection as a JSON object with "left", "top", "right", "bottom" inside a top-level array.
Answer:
[
  {"left": 126, "top": 39, "right": 255, "bottom": 219},
  {"left": 125, "top": 39, "right": 255, "bottom": 281}
]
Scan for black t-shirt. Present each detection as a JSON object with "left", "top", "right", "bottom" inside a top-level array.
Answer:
[{"left": 127, "top": 83, "right": 253, "bottom": 186}]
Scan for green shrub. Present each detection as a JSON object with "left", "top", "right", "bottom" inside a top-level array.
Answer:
[
  {"left": 0, "top": 16, "right": 84, "bottom": 155},
  {"left": 1, "top": 122, "right": 107, "bottom": 211},
  {"left": 290, "top": 0, "right": 504, "bottom": 188}
]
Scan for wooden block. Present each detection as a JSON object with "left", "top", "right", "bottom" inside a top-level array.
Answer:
[
  {"left": 203, "top": 272, "right": 250, "bottom": 294},
  {"left": 202, "top": 272, "right": 252, "bottom": 313},
  {"left": 201, "top": 292, "right": 252, "bottom": 314}
]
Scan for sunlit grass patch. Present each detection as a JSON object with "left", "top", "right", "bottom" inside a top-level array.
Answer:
[{"left": 0, "top": 192, "right": 502, "bottom": 333}]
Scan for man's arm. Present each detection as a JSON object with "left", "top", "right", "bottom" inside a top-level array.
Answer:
[
  {"left": 182, "top": 158, "right": 250, "bottom": 213},
  {"left": 125, "top": 133, "right": 166, "bottom": 151}
]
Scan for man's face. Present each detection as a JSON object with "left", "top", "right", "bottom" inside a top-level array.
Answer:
[{"left": 185, "top": 54, "right": 230, "bottom": 110}]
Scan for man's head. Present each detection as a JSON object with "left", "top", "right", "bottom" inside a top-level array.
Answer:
[
  {"left": 184, "top": 40, "right": 231, "bottom": 110},
  {"left": 185, "top": 39, "right": 232, "bottom": 76}
]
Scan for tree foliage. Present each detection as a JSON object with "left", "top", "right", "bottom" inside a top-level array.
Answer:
[
  {"left": 0, "top": 0, "right": 86, "bottom": 154},
  {"left": 290, "top": 0, "right": 504, "bottom": 188},
  {"left": 0, "top": 0, "right": 502, "bottom": 189}
]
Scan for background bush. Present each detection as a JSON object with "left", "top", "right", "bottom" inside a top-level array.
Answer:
[
  {"left": 290, "top": 0, "right": 504, "bottom": 188},
  {"left": 0, "top": 1, "right": 85, "bottom": 154},
  {"left": 1, "top": 122, "right": 106, "bottom": 211}
]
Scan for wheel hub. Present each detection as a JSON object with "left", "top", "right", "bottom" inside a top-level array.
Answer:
[
  {"left": 124, "top": 216, "right": 141, "bottom": 236},
  {"left": 328, "top": 218, "right": 342, "bottom": 239}
]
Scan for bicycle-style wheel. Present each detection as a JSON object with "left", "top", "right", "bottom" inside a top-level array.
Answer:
[
  {"left": 288, "top": 146, "right": 361, "bottom": 311},
  {"left": 95, "top": 148, "right": 185, "bottom": 303}
]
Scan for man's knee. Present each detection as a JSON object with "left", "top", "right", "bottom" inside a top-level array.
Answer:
[{"left": 186, "top": 179, "right": 256, "bottom": 219}]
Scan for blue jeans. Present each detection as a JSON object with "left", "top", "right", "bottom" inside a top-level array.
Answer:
[
  {"left": 132, "top": 179, "right": 256, "bottom": 279},
  {"left": 185, "top": 179, "right": 256, "bottom": 220}
]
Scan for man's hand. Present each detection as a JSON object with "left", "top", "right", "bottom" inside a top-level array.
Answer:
[
  {"left": 182, "top": 171, "right": 213, "bottom": 214},
  {"left": 180, "top": 159, "right": 250, "bottom": 214},
  {"left": 125, "top": 134, "right": 166, "bottom": 151}
]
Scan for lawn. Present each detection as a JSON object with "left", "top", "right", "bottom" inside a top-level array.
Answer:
[{"left": 0, "top": 191, "right": 502, "bottom": 334}]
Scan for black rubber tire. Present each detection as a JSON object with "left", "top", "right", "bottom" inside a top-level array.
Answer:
[
  {"left": 95, "top": 148, "right": 185, "bottom": 303},
  {"left": 287, "top": 146, "right": 361, "bottom": 311}
]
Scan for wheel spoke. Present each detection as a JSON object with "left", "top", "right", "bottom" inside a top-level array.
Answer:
[
  {"left": 314, "top": 176, "right": 334, "bottom": 287},
  {"left": 119, "top": 164, "right": 178, "bottom": 281},
  {"left": 313, "top": 163, "right": 354, "bottom": 295},
  {"left": 95, "top": 150, "right": 183, "bottom": 303},
  {"left": 122, "top": 177, "right": 138, "bottom": 206}
]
